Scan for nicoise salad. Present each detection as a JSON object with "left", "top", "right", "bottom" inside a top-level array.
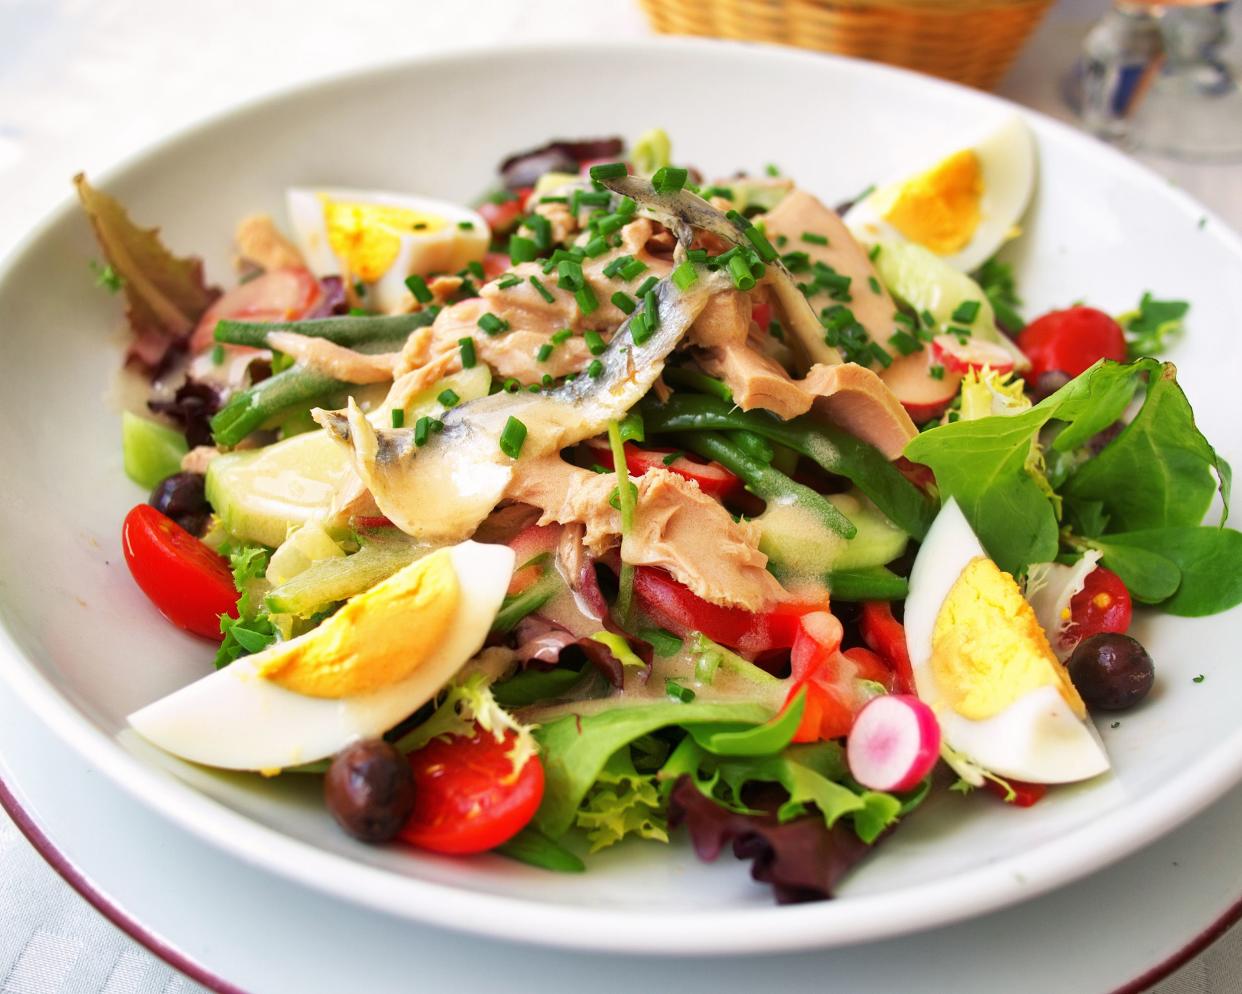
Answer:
[{"left": 85, "top": 122, "right": 1240, "bottom": 901}]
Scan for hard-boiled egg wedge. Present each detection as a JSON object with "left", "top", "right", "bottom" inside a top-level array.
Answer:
[
  {"left": 128, "top": 540, "right": 514, "bottom": 772},
  {"left": 903, "top": 499, "right": 1109, "bottom": 785},
  {"left": 844, "top": 114, "right": 1035, "bottom": 274},
  {"left": 286, "top": 187, "right": 490, "bottom": 313}
]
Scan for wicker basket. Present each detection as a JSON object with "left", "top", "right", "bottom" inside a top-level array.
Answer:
[{"left": 637, "top": 0, "right": 1053, "bottom": 90}]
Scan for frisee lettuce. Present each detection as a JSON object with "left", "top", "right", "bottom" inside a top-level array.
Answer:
[{"left": 575, "top": 748, "right": 668, "bottom": 852}]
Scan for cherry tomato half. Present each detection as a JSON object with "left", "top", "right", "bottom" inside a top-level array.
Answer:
[
  {"left": 585, "top": 439, "right": 742, "bottom": 500},
  {"left": 190, "top": 267, "right": 323, "bottom": 353},
  {"left": 1066, "top": 566, "right": 1132, "bottom": 646},
  {"left": 398, "top": 730, "right": 544, "bottom": 855},
  {"left": 122, "top": 504, "right": 238, "bottom": 640},
  {"left": 1017, "top": 306, "right": 1127, "bottom": 381},
  {"left": 859, "top": 601, "right": 917, "bottom": 695}
]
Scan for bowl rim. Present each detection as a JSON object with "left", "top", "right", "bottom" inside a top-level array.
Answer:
[{"left": 2, "top": 35, "right": 1242, "bottom": 955}]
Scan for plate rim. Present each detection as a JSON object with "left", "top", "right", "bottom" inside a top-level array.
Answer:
[{"left": 2, "top": 36, "right": 1242, "bottom": 955}]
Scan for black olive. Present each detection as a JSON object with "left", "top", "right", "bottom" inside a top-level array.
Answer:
[
  {"left": 1067, "top": 633, "right": 1155, "bottom": 711},
  {"left": 149, "top": 472, "right": 210, "bottom": 536},
  {"left": 324, "top": 740, "right": 415, "bottom": 843},
  {"left": 1030, "top": 370, "right": 1071, "bottom": 401}
]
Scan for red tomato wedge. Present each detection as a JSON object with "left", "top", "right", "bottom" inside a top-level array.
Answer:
[
  {"left": 1066, "top": 566, "right": 1132, "bottom": 643},
  {"left": 1017, "top": 306, "right": 1127, "bottom": 380},
  {"left": 398, "top": 731, "right": 544, "bottom": 855},
  {"left": 584, "top": 439, "right": 742, "bottom": 500},
  {"left": 786, "top": 612, "right": 856, "bottom": 742},
  {"left": 122, "top": 505, "right": 238, "bottom": 640},
  {"left": 477, "top": 189, "right": 530, "bottom": 235},
  {"left": 506, "top": 523, "right": 563, "bottom": 594},
  {"left": 189, "top": 267, "right": 323, "bottom": 353},
  {"left": 859, "top": 601, "right": 916, "bottom": 695},
  {"left": 633, "top": 566, "right": 826, "bottom": 656}
]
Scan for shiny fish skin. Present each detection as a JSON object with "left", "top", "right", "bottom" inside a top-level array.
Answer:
[
  {"left": 314, "top": 267, "right": 732, "bottom": 541},
  {"left": 599, "top": 175, "right": 840, "bottom": 369}
]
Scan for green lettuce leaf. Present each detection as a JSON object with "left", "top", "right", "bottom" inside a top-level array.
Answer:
[
  {"left": 1089, "top": 527, "right": 1242, "bottom": 616},
  {"left": 575, "top": 748, "right": 668, "bottom": 852}
]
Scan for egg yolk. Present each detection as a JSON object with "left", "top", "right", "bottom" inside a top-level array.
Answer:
[
  {"left": 322, "top": 197, "right": 446, "bottom": 283},
  {"left": 883, "top": 149, "right": 983, "bottom": 256},
  {"left": 257, "top": 549, "right": 459, "bottom": 699},
  {"left": 930, "top": 556, "right": 1086, "bottom": 721}
]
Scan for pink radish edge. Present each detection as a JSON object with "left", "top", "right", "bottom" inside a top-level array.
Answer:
[
  {"left": 846, "top": 694, "right": 942, "bottom": 793},
  {"left": 930, "top": 334, "right": 1016, "bottom": 375}
]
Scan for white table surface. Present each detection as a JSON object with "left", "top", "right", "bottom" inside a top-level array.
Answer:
[{"left": 1, "top": 1, "right": 1240, "bottom": 991}]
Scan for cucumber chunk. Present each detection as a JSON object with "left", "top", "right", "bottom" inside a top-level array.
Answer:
[
  {"left": 760, "top": 488, "right": 908, "bottom": 580},
  {"left": 265, "top": 535, "right": 429, "bottom": 617},
  {"left": 122, "top": 411, "right": 188, "bottom": 490}
]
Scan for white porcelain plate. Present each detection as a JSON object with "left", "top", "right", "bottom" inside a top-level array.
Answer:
[{"left": 0, "top": 40, "right": 1240, "bottom": 956}]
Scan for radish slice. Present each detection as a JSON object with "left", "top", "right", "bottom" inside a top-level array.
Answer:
[
  {"left": 846, "top": 694, "right": 941, "bottom": 792},
  {"left": 880, "top": 351, "right": 962, "bottom": 422},
  {"left": 930, "top": 334, "right": 1016, "bottom": 375}
]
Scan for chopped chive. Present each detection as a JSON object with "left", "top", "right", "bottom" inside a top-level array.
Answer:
[
  {"left": 869, "top": 342, "right": 894, "bottom": 368},
  {"left": 551, "top": 328, "right": 573, "bottom": 345},
  {"left": 526, "top": 384, "right": 540, "bottom": 393},
  {"left": 868, "top": 276, "right": 882, "bottom": 295},
  {"left": 616, "top": 196, "right": 636, "bottom": 216},
  {"left": 211, "top": 343, "right": 225, "bottom": 365},
  {"left": 643, "top": 290, "right": 659, "bottom": 329},
  {"left": 556, "top": 260, "right": 585, "bottom": 292},
  {"left": 775, "top": 234, "right": 788, "bottom": 247},
  {"left": 509, "top": 236, "right": 537, "bottom": 264},
  {"left": 583, "top": 236, "right": 609, "bottom": 258},
  {"left": 920, "top": 309, "right": 937, "bottom": 330},
  {"left": 801, "top": 232, "right": 829, "bottom": 246},
  {"left": 596, "top": 214, "right": 626, "bottom": 236},
  {"left": 635, "top": 275, "right": 659, "bottom": 298},
  {"left": 612, "top": 291, "right": 636, "bottom": 315},
  {"left": 952, "top": 300, "right": 981, "bottom": 324},
  {"left": 353, "top": 280, "right": 366, "bottom": 298},
  {"left": 868, "top": 244, "right": 882, "bottom": 261},
  {"left": 478, "top": 313, "right": 509, "bottom": 335},
  {"left": 391, "top": 408, "right": 405, "bottom": 428},
  {"left": 700, "top": 185, "right": 734, "bottom": 200},
  {"left": 404, "top": 274, "right": 434, "bottom": 303},
  {"left": 894, "top": 311, "right": 916, "bottom": 328},
  {"left": 724, "top": 209, "right": 752, "bottom": 231},
  {"left": 671, "top": 260, "right": 698, "bottom": 290},
  {"left": 652, "top": 166, "right": 689, "bottom": 194},
  {"left": 929, "top": 364, "right": 946, "bottom": 380},
  {"left": 588, "top": 162, "right": 628, "bottom": 181},
  {"left": 662, "top": 451, "right": 683, "bottom": 465},
  {"left": 458, "top": 220, "right": 475, "bottom": 230},
  {"left": 538, "top": 195, "right": 568, "bottom": 204},
  {"left": 781, "top": 250, "right": 811, "bottom": 273},
  {"left": 496, "top": 274, "right": 522, "bottom": 289},
  {"left": 437, "top": 389, "right": 461, "bottom": 408},
  {"left": 602, "top": 256, "right": 629, "bottom": 279},
  {"left": 573, "top": 190, "right": 612, "bottom": 212},
  {"left": 529, "top": 276, "right": 556, "bottom": 304},
  {"left": 523, "top": 213, "right": 552, "bottom": 251},
  {"left": 728, "top": 254, "right": 756, "bottom": 291},
  {"left": 536, "top": 343, "right": 554, "bottom": 362},
  {"left": 458, "top": 337, "right": 477, "bottom": 368},
  {"left": 414, "top": 416, "right": 432, "bottom": 446},
  {"left": 466, "top": 260, "right": 485, "bottom": 280},
  {"left": 584, "top": 330, "right": 607, "bottom": 355},
  {"left": 503, "top": 377, "right": 520, "bottom": 393},
  {"left": 575, "top": 284, "right": 598, "bottom": 316},
  {"left": 687, "top": 249, "right": 708, "bottom": 263},
  {"left": 586, "top": 359, "right": 604, "bottom": 378},
  {"left": 630, "top": 310, "right": 652, "bottom": 345},
  {"left": 744, "top": 227, "right": 779, "bottom": 262},
  {"left": 948, "top": 325, "right": 974, "bottom": 340},
  {"left": 541, "top": 373, "right": 554, "bottom": 387},
  {"left": 887, "top": 330, "right": 922, "bottom": 356},
  {"left": 665, "top": 679, "right": 696, "bottom": 703},
  {"left": 765, "top": 163, "right": 780, "bottom": 177},
  {"left": 499, "top": 416, "right": 527, "bottom": 458},
  {"left": 619, "top": 257, "right": 648, "bottom": 281}
]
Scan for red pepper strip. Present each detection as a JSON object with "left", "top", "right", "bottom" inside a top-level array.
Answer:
[
  {"left": 585, "top": 439, "right": 742, "bottom": 500},
  {"left": 983, "top": 778, "right": 1048, "bottom": 808},
  {"left": 785, "top": 612, "right": 856, "bottom": 742},
  {"left": 632, "top": 566, "right": 825, "bottom": 656},
  {"left": 859, "top": 601, "right": 917, "bottom": 695}
]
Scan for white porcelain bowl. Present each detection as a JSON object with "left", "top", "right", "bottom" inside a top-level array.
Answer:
[{"left": 0, "top": 40, "right": 1239, "bottom": 955}]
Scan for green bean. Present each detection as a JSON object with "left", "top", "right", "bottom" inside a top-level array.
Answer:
[
  {"left": 661, "top": 365, "right": 733, "bottom": 402},
  {"left": 490, "top": 571, "right": 562, "bottom": 635},
  {"left": 211, "top": 366, "right": 345, "bottom": 447},
  {"left": 825, "top": 566, "right": 909, "bottom": 601},
  {"left": 676, "top": 430, "right": 856, "bottom": 540},
  {"left": 642, "top": 393, "right": 936, "bottom": 539},
  {"left": 725, "top": 429, "right": 774, "bottom": 464},
  {"left": 214, "top": 311, "right": 435, "bottom": 349}
]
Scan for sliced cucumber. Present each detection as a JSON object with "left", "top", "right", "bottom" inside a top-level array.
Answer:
[
  {"left": 122, "top": 411, "right": 188, "bottom": 489},
  {"left": 874, "top": 241, "right": 1007, "bottom": 347},
  {"left": 206, "top": 432, "right": 353, "bottom": 548},
  {"left": 265, "top": 535, "right": 429, "bottom": 617},
  {"left": 759, "top": 488, "right": 908, "bottom": 579}
]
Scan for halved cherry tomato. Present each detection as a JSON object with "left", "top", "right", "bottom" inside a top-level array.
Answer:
[
  {"left": 584, "top": 439, "right": 742, "bottom": 500},
  {"left": 189, "top": 267, "right": 323, "bottom": 353},
  {"left": 122, "top": 505, "right": 238, "bottom": 640},
  {"left": 633, "top": 566, "right": 826, "bottom": 655},
  {"left": 1066, "top": 566, "right": 1132, "bottom": 644},
  {"left": 482, "top": 252, "right": 512, "bottom": 280},
  {"left": 983, "top": 777, "right": 1047, "bottom": 808},
  {"left": 477, "top": 188, "right": 531, "bottom": 236},
  {"left": 1017, "top": 306, "right": 1127, "bottom": 380},
  {"left": 859, "top": 601, "right": 916, "bottom": 695},
  {"left": 398, "top": 730, "right": 544, "bottom": 855}
]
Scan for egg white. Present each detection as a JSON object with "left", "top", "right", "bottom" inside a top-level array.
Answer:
[
  {"left": 844, "top": 114, "right": 1036, "bottom": 275},
  {"left": 286, "top": 187, "right": 490, "bottom": 313},
  {"left": 904, "top": 499, "right": 1109, "bottom": 784},
  {"left": 127, "top": 541, "right": 514, "bottom": 771}
]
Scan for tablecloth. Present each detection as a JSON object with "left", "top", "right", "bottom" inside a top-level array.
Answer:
[{"left": 2, "top": 0, "right": 1239, "bottom": 990}]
